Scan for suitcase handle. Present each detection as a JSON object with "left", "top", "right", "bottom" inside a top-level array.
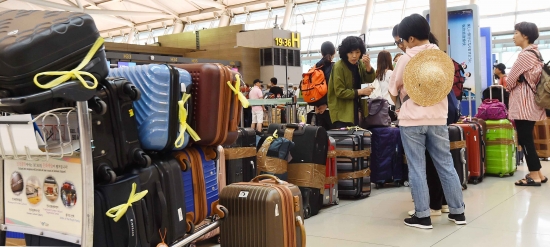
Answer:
[
  {"left": 251, "top": 174, "right": 283, "bottom": 184},
  {"left": 489, "top": 85, "right": 505, "bottom": 102},
  {"left": 0, "top": 80, "right": 96, "bottom": 107},
  {"left": 296, "top": 216, "right": 306, "bottom": 247}
]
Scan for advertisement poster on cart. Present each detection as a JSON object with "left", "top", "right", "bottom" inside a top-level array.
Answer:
[{"left": 3, "top": 157, "right": 82, "bottom": 238}]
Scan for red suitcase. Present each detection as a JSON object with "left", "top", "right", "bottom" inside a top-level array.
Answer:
[{"left": 324, "top": 137, "right": 338, "bottom": 206}]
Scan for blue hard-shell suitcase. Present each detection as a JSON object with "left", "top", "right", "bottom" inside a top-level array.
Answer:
[{"left": 110, "top": 64, "right": 192, "bottom": 151}]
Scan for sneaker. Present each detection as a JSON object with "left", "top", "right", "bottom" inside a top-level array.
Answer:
[
  {"left": 404, "top": 215, "right": 433, "bottom": 229},
  {"left": 448, "top": 213, "right": 467, "bottom": 225},
  {"left": 408, "top": 209, "right": 442, "bottom": 216},
  {"left": 442, "top": 205, "right": 450, "bottom": 213}
]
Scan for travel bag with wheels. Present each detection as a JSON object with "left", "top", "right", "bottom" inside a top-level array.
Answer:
[
  {"left": 324, "top": 137, "right": 339, "bottom": 205},
  {"left": 448, "top": 125, "right": 469, "bottom": 189},
  {"left": 110, "top": 64, "right": 195, "bottom": 151},
  {"left": 172, "top": 64, "right": 245, "bottom": 146},
  {"left": 223, "top": 127, "right": 257, "bottom": 184},
  {"left": 326, "top": 128, "right": 372, "bottom": 198},
  {"left": 533, "top": 118, "right": 550, "bottom": 158},
  {"left": 267, "top": 124, "right": 328, "bottom": 218},
  {"left": 220, "top": 174, "right": 306, "bottom": 247},
  {"left": 174, "top": 146, "right": 221, "bottom": 225},
  {"left": 89, "top": 77, "right": 150, "bottom": 184},
  {"left": 369, "top": 126, "right": 406, "bottom": 188},
  {"left": 0, "top": 10, "right": 109, "bottom": 98},
  {"left": 485, "top": 119, "right": 517, "bottom": 177},
  {"left": 132, "top": 163, "right": 193, "bottom": 247}
]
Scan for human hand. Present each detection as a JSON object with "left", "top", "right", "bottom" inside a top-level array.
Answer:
[
  {"left": 358, "top": 87, "right": 373, "bottom": 96},
  {"left": 362, "top": 54, "right": 372, "bottom": 71},
  {"left": 315, "top": 104, "right": 328, "bottom": 114}
]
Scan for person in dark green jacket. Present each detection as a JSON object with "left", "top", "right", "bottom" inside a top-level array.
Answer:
[{"left": 328, "top": 36, "right": 376, "bottom": 128}]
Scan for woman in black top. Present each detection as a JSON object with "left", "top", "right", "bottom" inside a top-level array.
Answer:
[{"left": 309, "top": 41, "right": 336, "bottom": 130}]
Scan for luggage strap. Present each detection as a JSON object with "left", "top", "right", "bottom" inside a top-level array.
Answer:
[
  {"left": 256, "top": 133, "right": 289, "bottom": 175},
  {"left": 338, "top": 168, "right": 371, "bottom": 180},
  {"left": 226, "top": 74, "right": 250, "bottom": 108},
  {"left": 450, "top": 140, "right": 466, "bottom": 150},
  {"left": 486, "top": 139, "right": 514, "bottom": 146},
  {"left": 224, "top": 147, "right": 256, "bottom": 160},
  {"left": 34, "top": 37, "right": 105, "bottom": 90},
  {"left": 105, "top": 182, "right": 148, "bottom": 222},
  {"left": 325, "top": 176, "right": 338, "bottom": 185},
  {"left": 175, "top": 93, "right": 201, "bottom": 148},
  {"left": 330, "top": 150, "right": 371, "bottom": 158},
  {"left": 287, "top": 163, "right": 326, "bottom": 190}
]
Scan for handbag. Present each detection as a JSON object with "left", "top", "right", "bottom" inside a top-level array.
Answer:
[
  {"left": 475, "top": 99, "right": 508, "bottom": 120},
  {"left": 363, "top": 97, "right": 391, "bottom": 128}
]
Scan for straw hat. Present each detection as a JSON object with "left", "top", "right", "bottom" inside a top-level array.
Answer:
[{"left": 403, "top": 49, "right": 454, "bottom": 107}]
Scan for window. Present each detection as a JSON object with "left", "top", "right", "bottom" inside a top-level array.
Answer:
[
  {"left": 319, "top": 0, "right": 345, "bottom": 11},
  {"left": 231, "top": 14, "right": 248, "bottom": 25},
  {"left": 516, "top": 0, "right": 550, "bottom": 11},
  {"left": 184, "top": 24, "right": 196, "bottom": 32},
  {"left": 340, "top": 15, "right": 363, "bottom": 32},
  {"left": 476, "top": 0, "right": 516, "bottom": 16},
  {"left": 348, "top": 0, "right": 367, "bottom": 7},
  {"left": 295, "top": 2, "right": 318, "bottom": 14},
  {"left": 314, "top": 20, "right": 341, "bottom": 35},
  {"left": 310, "top": 35, "right": 338, "bottom": 52},
  {"left": 246, "top": 21, "right": 268, "bottom": 30},
  {"left": 371, "top": 10, "right": 402, "bottom": 29},
  {"left": 374, "top": 0, "right": 404, "bottom": 12},
  {"left": 316, "top": 9, "right": 343, "bottom": 21},
  {"left": 480, "top": 16, "right": 515, "bottom": 33},
  {"left": 300, "top": 38, "right": 311, "bottom": 52},
  {"left": 367, "top": 30, "right": 395, "bottom": 46},
  {"left": 345, "top": 5, "right": 366, "bottom": 16},
  {"left": 249, "top": 10, "right": 270, "bottom": 22},
  {"left": 516, "top": 12, "right": 550, "bottom": 29}
]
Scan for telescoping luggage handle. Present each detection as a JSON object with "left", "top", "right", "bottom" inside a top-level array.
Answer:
[
  {"left": 464, "top": 87, "right": 473, "bottom": 120},
  {"left": 489, "top": 85, "right": 506, "bottom": 103}
]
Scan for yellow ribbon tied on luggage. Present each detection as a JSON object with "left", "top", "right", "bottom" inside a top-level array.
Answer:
[
  {"left": 33, "top": 37, "right": 105, "bottom": 90},
  {"left": 226, "top": 74, "right": 250, "bottom": 108},
  {"left": 265, "top": 131, "right": 279, "bottom": 142},
  {"left": 175, "top": 93, "right": 201, "bottom": 148},
  {"left": 105, "top": 183, "right": 148, "bottom": 223}
]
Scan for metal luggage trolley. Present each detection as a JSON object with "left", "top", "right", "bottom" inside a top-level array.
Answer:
[{"left": 0, "top": 81, "right": 226, "bottom": 247}]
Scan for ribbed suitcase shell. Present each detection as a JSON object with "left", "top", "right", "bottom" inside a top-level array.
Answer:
[
  {"left": 175, "top": 151, "right": 195, "bottom": 219},
  {"left": 0, "top": 10, "right": 108, "bottom": 97},
  {"left": 110, "top": 64, "right": 192, "bottom": 151},
  {"left": 485, "top": 120, "right": 516, "bottom": 177},
  {"left": 195, "top": 146, "right": 220, "bottom": 217},
  {"left": 172, "top": 64, "right": 236, "bottom": 146},
  {"left": 220, "top": 180, "right": 305, "bottom": 247}
]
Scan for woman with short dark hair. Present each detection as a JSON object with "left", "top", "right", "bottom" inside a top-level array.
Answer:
[
  {"left": 327, "top": 36, "right": 376, "bottom": 128},
  {"left": 507, "top": 22, "right": 546, "bottom": 186}
]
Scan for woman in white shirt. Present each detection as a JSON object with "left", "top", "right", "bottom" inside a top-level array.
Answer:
[
  {"left": 369, "top": 50, "right": 396, "bottom": 121},
  {"left": 370, "top": 50, "right": 394, "bottom": 105}
]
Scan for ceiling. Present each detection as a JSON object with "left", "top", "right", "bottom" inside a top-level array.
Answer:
[{"left": 0, "top": 0, "right": 301, "bottom": 34}]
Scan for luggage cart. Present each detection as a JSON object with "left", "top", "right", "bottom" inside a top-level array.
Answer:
[{"left": 0, "top": 81, "right": 226, "bottom": 247}]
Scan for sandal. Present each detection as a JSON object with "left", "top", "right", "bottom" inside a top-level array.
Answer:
[
  {"left": 515, "top": 177, "right": 542, "bottom": 186},
  {"left": 526, "top": 174, "right": 548, "bottom": 183}
]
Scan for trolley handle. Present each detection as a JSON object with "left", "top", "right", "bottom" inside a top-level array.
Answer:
[
  {"left": 488, "top": 85, "right": 505, "bottom": 103},
  {"left": 0, "top": 80, "right": 96, "bottom": 107}
]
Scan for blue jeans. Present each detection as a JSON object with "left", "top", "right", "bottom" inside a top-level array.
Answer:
[{"left": 400, "top": 125, "right": 465, "bottom": 218}]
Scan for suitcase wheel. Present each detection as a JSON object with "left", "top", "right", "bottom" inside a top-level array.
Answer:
[
  {"left": 499, "top": 173, "right": 504, "bottom": 178},
  {"left": 97, "top": 165, "right": 116, "bottom": 184},
  {"left": 304, "top": 207, "right": 311, "bottom": 219},
  {"left": 133, "top": 150, "right": 151, "bottom": 168},
  {"left": 180, "top": 159, "right": 190, "bottom": 172},
  {"left": 186, "top": 221, "right": 195, "bottom": 234},
  {"left": 509, "top": 172, "right": 514, "bottom": 176},
  {"left": 335, "top": 197, "right": 340, "bottom": 205},
  {"left": 123, "top": 83, "right": 141, "bottom": 101},
  {"left": 90, "top": 97, "right": 108, "bottom": 115}
]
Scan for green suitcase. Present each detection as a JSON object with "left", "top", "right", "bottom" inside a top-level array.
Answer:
[{"left": 485, "top": 120, "right": 516, "bottom": 177}]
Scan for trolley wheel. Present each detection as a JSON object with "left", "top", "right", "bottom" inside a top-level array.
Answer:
[
  {"left": 134, "top": 150, "right": 151, "bottom": 168},
  {"left": 186, "top": 221, "right": 195, "bottom": 234},
  {"left": 94, "top": 98, "right": 108, "bottom": 115},
  {"left": 509, "top": 172, "right": 515, "bottom": 176},
  {"left": 304, "top": 207, "right": 311, "bottom": 219},
  {"left": 124, "top": 83, "right": 142, "bottom": 101},
  {"left": 217, "top": 236, "right": 221, "bottom": 244},
  {"left": 403, "top": 181, "right": 410, "bottom": 187},
  {"left": 462, "top": 184, "right": 468, "bottom": 190},
  {"left": 499, "top": 173, "right": 504, "bottom": 178},
  {"left": 335, "top": 197, "right": 340, "bottom": 205},
  {"left": 220, "top": 206, "right": 229, "bottom": 219},
  {"left": 394, "top": 181, "right": 402, "bottom": 187},
  {"left": 212, "top": 148, "right": 219, "bottom": 161},
  {"left": 472, "top": 179, "right": 479, "bottom": 185},
  {"left": 181, "top": 159, "right": 191, "bottom": 172}
]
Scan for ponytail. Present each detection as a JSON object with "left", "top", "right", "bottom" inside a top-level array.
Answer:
[{"left": 428, "top": 32, "right": 439, "bottom": 46}]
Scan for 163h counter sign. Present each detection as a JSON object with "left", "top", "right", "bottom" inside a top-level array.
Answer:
[{"left": 3, "top": 157, "right": 83, "bottom": 241}]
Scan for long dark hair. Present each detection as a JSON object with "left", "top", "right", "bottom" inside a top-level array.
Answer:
[
  {"left": 428, "top": 32, "right": 439, "bottom": 46},
  {"left": 375, "top": 51, "right": 393, "bottom": 81}
]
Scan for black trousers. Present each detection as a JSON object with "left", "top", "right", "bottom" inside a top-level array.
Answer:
[
  {"left": 426, "top": 151, "right": 447, "bottom": 210},
  {"left": 515, "top": 120, "right": 541, "bottom": 172}
]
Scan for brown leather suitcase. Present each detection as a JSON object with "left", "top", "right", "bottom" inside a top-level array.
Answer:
[
  {"left": 172, "top": 64, "right": 241, "bottom": 146},
  {"left": 534, "top": 118, "right": 550, "bottom": 158},
  {"left": 220, "top": 174, "right": 306, "bottom": 247}
]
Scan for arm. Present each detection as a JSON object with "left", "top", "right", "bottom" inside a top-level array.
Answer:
[
  {"left": 389, "top": 59, "right": 406, "bottom": 105},
  {"left": 363, "top": 66, "right": 376, "bottom": 84},
  {"left": 506, "top": 52, "right": 532, "bottom": 91},
  {"left": 330, "top": 64, "right": 358, "bottom": 99}
]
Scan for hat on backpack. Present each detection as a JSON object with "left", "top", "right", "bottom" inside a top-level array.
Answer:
[{"left": 403, "top": 49, "right": 455, "bottom": 107}]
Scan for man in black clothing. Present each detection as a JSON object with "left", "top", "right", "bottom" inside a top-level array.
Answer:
[{"left": 269, "top": 77, "right": 284, "bottom": 98}]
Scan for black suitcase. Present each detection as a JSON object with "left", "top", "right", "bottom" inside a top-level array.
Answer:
[
  {"left": 327, "top": 129, "right": 372, "bottom": 198},
  {"left": 268, "top": 124, "right": 328, "bottom": 218},
  {"left": 223, "top": 127, "right": 257, "bottom": 184},
  {"left": 90, "top": 77, "right": 151, "bottom": 184},
  {"left": 448, "top": 125, "right": 469, "bottom": 189},
  {"left": 24, "top": 235, "right": 79, "bottom": 247},
  {"left": 0, "top": 10, "right": 108, "bottom": 98}
]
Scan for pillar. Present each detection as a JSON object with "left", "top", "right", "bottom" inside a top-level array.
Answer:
[
  {"left": 173, "top": 20, "right": 184, "bottom": 34},
  {"left": 360, "top": 0, "right": 375, "bottom": 40},
  {"left": 219, "top": 11, "right": 231, "bottom": 27},
  {"left": 429, "top": 0, "right": 448, "bottom": 53},
  {"left": 126, "top": 28, "right": 136, "bottom": 44},
  {"left": 280, "top": 0, "right": 294, "bottom": 30}
]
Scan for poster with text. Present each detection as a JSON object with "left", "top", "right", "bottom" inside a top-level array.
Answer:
[
  {"left": 448, "top": 9, "right": 476, "bottom": 94},
  {"left": 4, "top": 157, "right": 83, "bottom": 238}
]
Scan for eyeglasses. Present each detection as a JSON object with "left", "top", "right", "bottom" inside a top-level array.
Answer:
[{"left": 394, "top": 38, "right": 403, "bottom": 46}]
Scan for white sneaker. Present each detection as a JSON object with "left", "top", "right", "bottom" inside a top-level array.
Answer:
[
  {"left": 442, "top": 205, "right": 450, "bottom": 213},
  {"left": 408, "top": 209, "right": 442, "bottom": 216}
]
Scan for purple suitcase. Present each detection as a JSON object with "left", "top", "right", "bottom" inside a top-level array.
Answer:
[{"left": 370, "top": 127, "right": 407, "bottom": 188}]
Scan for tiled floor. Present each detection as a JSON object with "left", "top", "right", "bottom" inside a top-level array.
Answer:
[{"left": 198, "top": 161, "right": 550, "bottom": 247}]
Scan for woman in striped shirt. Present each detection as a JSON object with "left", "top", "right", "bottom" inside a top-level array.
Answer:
[{"left": 507, "top": 22, "right": 547, "bottom": 186}]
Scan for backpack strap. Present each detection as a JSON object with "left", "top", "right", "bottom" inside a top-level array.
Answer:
[{"left": 522, "top": 49, "right": 543, "bottom": 94}]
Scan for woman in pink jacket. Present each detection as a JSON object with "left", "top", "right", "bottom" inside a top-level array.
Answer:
[{"left": 507, "top": 22, "right": 547, "bottom": 186}]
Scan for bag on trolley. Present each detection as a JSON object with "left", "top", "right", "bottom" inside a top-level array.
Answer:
[
  {"left": 223, "top": 127, "right": 257, "bottom": 184},
  {"left": 174, "top": 146, "right": 223, "bottom": 226},
  {"left": 0, "top": 10, "right": 109, "bottom": 98},
  {"left": 172, "top": 64, "right": 245, "bottom": 146},
  {"left": 110, "top": 64, "right": 194, "bottom": 151},
  {"left": 89, "top": 77, "right": 151, "bottom": 184}
]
